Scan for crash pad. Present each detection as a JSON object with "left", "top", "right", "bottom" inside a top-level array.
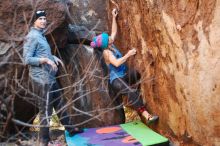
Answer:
[{"left": 65, "top": 121, "right": 169, "bottom": 146}]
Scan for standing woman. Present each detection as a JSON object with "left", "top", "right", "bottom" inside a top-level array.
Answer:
[
  {"left": 90, "top": 9, "right": 158, "bottom": 125},
  {"left": 23, "top": 10, "right": 82, "bottom": 146}
]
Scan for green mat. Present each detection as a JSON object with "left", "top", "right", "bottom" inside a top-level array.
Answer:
[{"left": 120, "top": 121, "right": 169, "bottom": 146}]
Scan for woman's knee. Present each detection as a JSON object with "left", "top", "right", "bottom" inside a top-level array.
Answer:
[{"left": 111, "top": 79, "right": 125, "bottom": 91}]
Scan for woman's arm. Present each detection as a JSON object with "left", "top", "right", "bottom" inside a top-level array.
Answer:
[
  {"left": 103, "top": 48, "right": 137, "bottom": 67},
  {"left": 23, "top": 36, "right": 41, "bottom": 66},
  {"left": 23, "top": 36, "right": 57, "bottom": 71},
  {"left": 110, "top": 9, "right": 118, "bottom": 42}
]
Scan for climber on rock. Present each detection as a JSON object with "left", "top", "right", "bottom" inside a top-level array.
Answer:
[
  {"left": 23, "top": 10, "right": 83, "bottom": 146},
  {"left": 90, "top": 8, "right": 159, "bottom": 125}
]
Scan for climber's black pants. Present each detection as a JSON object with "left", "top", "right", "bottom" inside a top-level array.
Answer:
[
  {"left": 110, "top": 70, "right": 145, "bottom": 112},
  {"left": 31, "top": 80, "right": 71, "bottom": 142}
]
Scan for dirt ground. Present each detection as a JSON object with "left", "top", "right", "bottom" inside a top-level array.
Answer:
[{"left": 0, "top": 129, "right": 67, "bottom": 146}]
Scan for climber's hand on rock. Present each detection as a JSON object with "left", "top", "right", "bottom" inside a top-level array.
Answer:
[
  {"left": 112, "top": 8, "right": 118, "bottom": 17},
  {"left": 127, "top": 48, "right": 137, "bottom": 57}
]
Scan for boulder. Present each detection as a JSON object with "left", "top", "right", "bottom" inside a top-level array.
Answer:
[
  {"left": 68, "top": 0, "right": 109, "bottom": 32},
  {"left": 109, "top": 0, "right": 220, "bottom": 145},
  {"left": 67, "top": 24, "right": 96, "bottom": 45}
]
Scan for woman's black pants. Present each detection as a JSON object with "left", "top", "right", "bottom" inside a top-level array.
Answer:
[
  {"left": 110, "top": 70, "right": 145, "bottom": 113},
  {"left": 31, "top": 80, "right": 71, "bottom": 143}
]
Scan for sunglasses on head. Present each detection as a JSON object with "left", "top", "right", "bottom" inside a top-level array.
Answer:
[{"left": 36, "top": 10, "right": 45, "bottom": 14}]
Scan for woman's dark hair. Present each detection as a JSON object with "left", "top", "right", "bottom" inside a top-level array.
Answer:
[
  {"left": 93, "top": 47, "right": 108, "bottom": 76},
  {"left": 31, "top": 10, "right": 46, "bottom": 24}
]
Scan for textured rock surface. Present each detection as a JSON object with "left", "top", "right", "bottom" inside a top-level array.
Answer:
[
  {"left": 68, "top": 0, "right": 108, "bottom": 32},
  {"left": 67, "top": 24, "right": 96, "bottom": 45},
  {"left": 110, "top": 0, "right": 220, "bottom": 145}
]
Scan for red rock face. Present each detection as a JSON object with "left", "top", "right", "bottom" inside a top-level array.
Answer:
[{"left": 109, "top": 0, "right": 220, "bottom": 145}]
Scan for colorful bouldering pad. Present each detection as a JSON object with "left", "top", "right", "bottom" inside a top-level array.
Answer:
[{"left": 65, "top": 121, "right": 169, "bottom": 146}]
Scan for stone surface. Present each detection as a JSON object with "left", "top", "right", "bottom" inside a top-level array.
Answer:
[
  {"left": 67, "top": 24, "right": 96, "bottom": 45},
  {"left": 68, "top": 0, "right": 109, "bottom": 32},
  {"left": 109, "top": 0, "right": 220, "bottom": 146}
]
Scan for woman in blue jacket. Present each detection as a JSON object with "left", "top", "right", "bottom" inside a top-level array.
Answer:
[{"left": 23, "top": 10, "right": 82, "bottom": 146}]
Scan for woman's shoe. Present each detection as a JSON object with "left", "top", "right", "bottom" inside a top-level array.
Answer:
[
  {"left": 141, "top": 114, "right": 159, "bottom": 125},
  {"left": 147, "top": 115, "right": 159, "bottom": 124}
]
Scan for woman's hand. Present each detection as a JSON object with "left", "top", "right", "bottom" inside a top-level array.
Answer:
[
  {"left": 46, "top": 59, "right": 58, "bottom": 71},
  {"left": 112, "top": 8, "right": 118, "bottom": 18},
  {"left": 53, "top": 55, "right": 64, "bottom": 67},
  {"left": 127, "top": 48, "right": 137, "bottom": 57},
  {"left": 40, "top": 58, "right": 58, "bottom": 71}
]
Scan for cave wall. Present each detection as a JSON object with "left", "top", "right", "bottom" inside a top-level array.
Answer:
[{"left": 109, "top": 0, "right": 220, "bottom": 145}]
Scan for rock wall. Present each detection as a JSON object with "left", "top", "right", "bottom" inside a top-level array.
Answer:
[
  {"left": 68, "top": 0, "right": 108, "bottom": 32},
  {"left": 110, "top": 0, "right": 220, "bottom": 146}
]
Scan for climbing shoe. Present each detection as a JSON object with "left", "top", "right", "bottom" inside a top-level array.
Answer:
[{"left": 141, "top": 114, "right": 159, "bottom": 125}]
